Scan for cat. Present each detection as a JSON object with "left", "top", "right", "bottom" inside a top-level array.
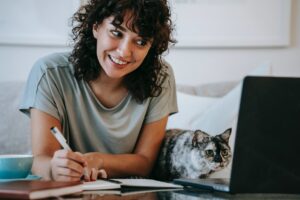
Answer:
[{"left": 152, "top": 128, "right": 232, "bottom": 181}]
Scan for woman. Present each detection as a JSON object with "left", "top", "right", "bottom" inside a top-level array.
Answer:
[{"left": 19, "top": 0, "right": 177, "bottom": 182}]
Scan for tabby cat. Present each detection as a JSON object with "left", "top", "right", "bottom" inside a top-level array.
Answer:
[{"left": 153, "top": 128, "right": 232, "bottom": 181}]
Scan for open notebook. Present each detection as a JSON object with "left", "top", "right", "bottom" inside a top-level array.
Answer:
[
  {"left": 0, "top": 178, "right": 181, "bottom": 199},
  {"left": 83, "top": 187, "right": 183, "bottom": 196},
  {"left": 83, "top": 178, "right": 183, "bottom": 191}
]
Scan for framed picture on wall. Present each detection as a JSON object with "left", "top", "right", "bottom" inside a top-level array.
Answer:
[
  {"left": 171, "top": 0, "right": 291, "bottom": 48},
  {"left": 0, "top": 0, "right": 81, "bottom": 46}
]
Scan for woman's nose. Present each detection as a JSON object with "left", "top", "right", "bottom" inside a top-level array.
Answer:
[{"left": 117, "top": 39, "right": 133, "bottom": 58}]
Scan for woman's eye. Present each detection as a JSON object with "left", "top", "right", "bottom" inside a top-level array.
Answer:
[
  {"left": 111, "top": 30, "right": 122, "bottom": 37},
  {"left": 136, "top": 39, "right": 148, "bottom": 47}
]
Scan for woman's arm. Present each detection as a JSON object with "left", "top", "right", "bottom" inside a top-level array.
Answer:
[
  {"left": 31, "top": 108, "right": 168, "bottom": 179},
  {"left": 30, "top": 109, "right": 87, "bottom": 181},
  {"left": 84, "top": 116, "right": 168, "bottom": 178}
]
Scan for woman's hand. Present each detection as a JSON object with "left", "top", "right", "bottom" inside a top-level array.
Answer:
[
  {"left": 83, "top": 152, "right": 107, "bottom": 181},
  {"left": 50, "top": 150, "right": 87, "bottom": 181}
]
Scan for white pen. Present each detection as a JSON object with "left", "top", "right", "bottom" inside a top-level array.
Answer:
[
  {"left": 50, "top": 126, "right": 89, "bottom": 178},
  {"left": 50, "top": 127, "right": 72, "bottom": 151}
]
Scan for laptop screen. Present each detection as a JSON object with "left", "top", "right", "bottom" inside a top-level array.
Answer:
[{"left": 229, "top": 76, "right": 300, "bottom": 193}]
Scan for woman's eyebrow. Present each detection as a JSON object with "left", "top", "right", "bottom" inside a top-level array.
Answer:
[{"left": 111, "top": 22, "right": 127, "bottom": 32}]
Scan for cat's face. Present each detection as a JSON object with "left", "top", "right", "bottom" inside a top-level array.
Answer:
[{"left": 191, "top": 129, "right": 232, "bottom": 171}]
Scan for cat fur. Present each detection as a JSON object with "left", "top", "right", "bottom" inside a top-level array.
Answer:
[{"left": 153, "top": 128, "right": 232, "bottom": 181}]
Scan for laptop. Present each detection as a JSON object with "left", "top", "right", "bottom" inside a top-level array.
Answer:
[{"left": 174, "top": 76, "right": 300, "bottom": 194}]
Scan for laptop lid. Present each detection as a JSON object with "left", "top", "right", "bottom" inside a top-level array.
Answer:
[{"left": 229, "top": 76, "right": 300, "bottom": 193}]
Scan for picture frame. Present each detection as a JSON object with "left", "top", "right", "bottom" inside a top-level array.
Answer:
[
  {"left": 171, "top": 0, "right": 291, "bottom": 48},
  {"left": 0, "top": 0, "right": 81, "bottom": 46}
]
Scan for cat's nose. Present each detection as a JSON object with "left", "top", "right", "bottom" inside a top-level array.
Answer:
[{"left": 214, "top": 155, "right": 222, "bottom": 162}]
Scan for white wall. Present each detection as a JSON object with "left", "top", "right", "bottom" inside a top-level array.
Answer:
[
  {"left": 0, "top": 0, "right": 299, "bottom": 85},
  {"left": 0, "top": 46, "right": 71, "bottom": 81},
  {"left": 0, "top": 0, "right": 78, "bottom": 82},
  {"left": 166, "top": 0, "right": 300, "bottom": 85}
]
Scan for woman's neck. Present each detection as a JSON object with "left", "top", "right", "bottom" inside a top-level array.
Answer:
[
  {"left": 91, "top": 73, "right": 124, "bottom": 92},
  {"left": 88, "top": 72, "right": 128, "bottom": 108}
]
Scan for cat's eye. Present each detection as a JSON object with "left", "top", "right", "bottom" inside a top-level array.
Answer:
[
  {"left": 222, "top": 150, "right": 229, "bottom": 156},
  {"left": 206, "top": 150, "right": 214, "bottom": 157}
]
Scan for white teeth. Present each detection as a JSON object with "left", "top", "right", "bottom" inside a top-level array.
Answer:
[{"left": 110, "top": 56, "right": 127, "bottom": 65}]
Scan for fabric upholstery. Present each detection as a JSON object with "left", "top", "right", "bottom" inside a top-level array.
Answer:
[{"left": 0, "top": 81, "right": 31, "bottom": 154}]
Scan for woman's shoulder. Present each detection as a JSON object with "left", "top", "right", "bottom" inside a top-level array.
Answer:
[
  {"left": 23, "top": 52, "right": 74, "bottom": 86},
  {"left": 33, "top": 52, "right": 71, "bottom": 71},
  {"left": 29, "top": 52, "right": 74, "bottom": 79},
  {"left": 160, "top": 59, "right": 176, "bottom": 87}
]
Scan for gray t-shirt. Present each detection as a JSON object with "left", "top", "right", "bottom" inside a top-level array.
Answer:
[{"left": 19, "top": 52, "right": 178, "bottom": 154}]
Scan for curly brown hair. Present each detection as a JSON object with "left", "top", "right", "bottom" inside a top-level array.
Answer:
[{"left": 69, "top": 0, "right": 176, "bottom": 102}]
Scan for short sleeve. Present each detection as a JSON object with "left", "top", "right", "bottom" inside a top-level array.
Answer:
[
  {"left": 144, "top": 63, "right": 178, "bottom": 124},
  {"left": 19, "top": 59, "right": 61, "bottom": 120}
]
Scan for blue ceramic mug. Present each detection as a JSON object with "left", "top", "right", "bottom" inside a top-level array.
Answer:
[{"left": 0, "top": 155, "right": 33, "bottom": 179}]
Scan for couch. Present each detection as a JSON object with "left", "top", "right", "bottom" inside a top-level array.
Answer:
[
  {"left": 0, "top": 62, "right": 271, "bottom": 179},
  {"left": 0, "top": 81, "right": 31, "bottom": 154},
  {"left": 0, "top": 80, "right": 237, "bottom": 155}
]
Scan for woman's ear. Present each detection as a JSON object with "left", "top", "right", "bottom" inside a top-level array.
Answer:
[{"left": 92, "top": 24, "right": 98, "bottom": 39}]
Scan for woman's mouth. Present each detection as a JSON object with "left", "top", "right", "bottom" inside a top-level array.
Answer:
[{"left": 109, "top": 55, "right": 129, "bottom": 65}]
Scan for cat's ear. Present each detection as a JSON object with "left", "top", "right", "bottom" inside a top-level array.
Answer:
[
  {"left": 195, "top": 129, "right": 210, "bottom": 136},
  {"left": 193, "top": 130, "right": 210, "bottom": 147},
  {"left": 192, "top": 131, "right": 198, "bottom": 148},
  {"left": 220, "top": 128, "right": 232, "bottom": 143}
]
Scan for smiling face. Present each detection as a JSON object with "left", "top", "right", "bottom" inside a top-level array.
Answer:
[{"left": 92, "top": 12, "right": 152, "bottom": 81}]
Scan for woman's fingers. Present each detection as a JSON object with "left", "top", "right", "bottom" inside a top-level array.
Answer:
[
  {"left": 83, "top": 168, "right": 106, "bottom": 182},
  {"left": 91, "top": 168, "right": 98, "bottom": 181},
  {"left": 55, "top": 174, "right": 82, "bottom": 182},
  {"left": 58, "top": 158, "right": 85, "bottom": 174},
  {"left": 55, "top": 150, "right": 86, "bottom": 165},
  {"left": 51, "top": 150, "right": 87, "bottom": 181},
  {"left": 51, "top": 163, "right": 83, "bottom": 181},
  {"left": 51, "top": 150, "right": 107, "bottom": 182},
  {"left": 98, "top": 169, "right": 108, "bottom": 179},
  {"left": 83, "top": 167, "right": 91, "bottom": 182},
  {"left": 55, "top": 166, "right": 82, "bottom": 178},
  {"left": 52, "top": 155, "right": 85, "bottom": 174},
  {"left": 82, "top": 167, "right": 100, "bottom": 182}
]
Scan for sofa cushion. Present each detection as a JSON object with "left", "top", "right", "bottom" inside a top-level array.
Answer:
[
  {"left": 0, "top": 81, "right": 31, "bottom": 154},
  {"left": 167, "top": 92, "right": 218, "bottom": 130},
  {"left": 177, "top": 81, "right": 238, "bottom": 97}
]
